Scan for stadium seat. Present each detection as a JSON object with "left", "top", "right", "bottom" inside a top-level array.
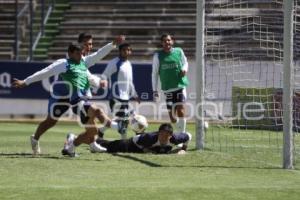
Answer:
[{"left": 0, "top": 0, "right": 294, "bottom": 61}]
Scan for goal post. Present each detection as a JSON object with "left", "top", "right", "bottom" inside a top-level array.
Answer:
[
  {"left": 195, "top": 0, "right": 205, "bottom": 150},
  {"left": 282, "top": 0, "right": 294, "bottom": 169}
]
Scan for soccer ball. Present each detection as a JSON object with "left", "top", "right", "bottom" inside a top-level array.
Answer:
[{"left": 130, "top": 115, "right": 148, "bottom": 133}]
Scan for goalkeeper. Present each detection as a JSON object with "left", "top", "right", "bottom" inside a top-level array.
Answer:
[{"left": 96, "top": 123, "right": 192, "bottom": 154}]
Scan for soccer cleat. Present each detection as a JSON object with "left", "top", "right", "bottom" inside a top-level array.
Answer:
[
  {"left": 61, "top": 133, "right": 76, "bottom": 157},
  {"left": 30, "top": 135, "right": 41, "bottom": 155},
  {"left": 90, "top": 142, "right": 107, "bottom": 153}
]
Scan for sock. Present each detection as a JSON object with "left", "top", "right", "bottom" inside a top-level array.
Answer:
[
  {"left": 32, "top": 136, "right": 38, "bottom": 144},
  {"left": 99, "top": 126, "right": 107, "bottom": 133},
  {"left": 110, "top": 121, "right": 119, "bottom": 130},
  {"left": 176, "top": 117, "right": 186, "bottom": 132}
]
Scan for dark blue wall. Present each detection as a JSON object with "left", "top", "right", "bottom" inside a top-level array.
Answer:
[{"left": 0, "top": 61, "right": 153, "bottom": 100}]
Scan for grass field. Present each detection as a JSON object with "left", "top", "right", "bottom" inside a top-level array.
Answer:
[{"left": 1, "top": 121, "right": 300, "bottom": 200}]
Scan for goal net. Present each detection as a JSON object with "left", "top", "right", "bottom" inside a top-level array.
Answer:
[{"left": 202, "top": 0, "right": 300, "bottom": 168}]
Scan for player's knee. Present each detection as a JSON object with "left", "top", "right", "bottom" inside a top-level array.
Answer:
[
  {"left": 176, "top": 107, "right": 185, "bottom": 117},
  {"left": 89, "top": 106, "right": 103, "bottom": 116},
  {"left": 86, "top": 128, "right": 98, "bottom": 137},
  {"left": 94, "top": 107, "right": 105, "bottom": 118},
  {"left": 86, "top": 107, "right": 96, "bottom": 118},
  {"left": 170, "top": 118, "right": 177, "bottom": 123}
]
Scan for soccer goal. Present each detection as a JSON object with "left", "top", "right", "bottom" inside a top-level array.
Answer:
[{"left": 195, "top": 0, "right": 300, "bottom": 169}]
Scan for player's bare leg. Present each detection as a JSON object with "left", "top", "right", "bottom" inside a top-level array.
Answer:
[
  {"left": 176, "top": 104, "right": 185, "bottom": 118},
  {"left": 62, "top": 107, "right": 101, "bottom": 156},
  {"left": 91, "top": 104, "right": 126, "bottom": 138},
  {"left": 34, "top": 116, "right": 58, "bottom": 140},
  {"left": 73, "top": 106, "right": 99, "bottom": 146},
  {"left": 168, "top": 110, "right": 177, "bottom": 124},
  {"left": 30, "top": 115, "right": 58, "bottom": 155},
  {"left": 62, "top": 104, "right": 124, "bottom": 156}
]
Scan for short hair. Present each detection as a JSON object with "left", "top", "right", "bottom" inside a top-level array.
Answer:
[
  {"left": 68, "top": 43, "right": 82, "bottom": 53},
  {"left": 160, "top": 33, "right": 173, "bottom": 41},
  {"left": 158, "top": 123, "right": 173, "bottom": 134},
  {"left": 118, "top": 42, "right": 131, "bottom": 51},
  {"left": 78, "top": 33, "right": 92, "bottom": 43}
]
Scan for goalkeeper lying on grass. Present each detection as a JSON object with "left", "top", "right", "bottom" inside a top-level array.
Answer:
[{"left": 96, "top": 123, "right": 192, "bottom": 155}]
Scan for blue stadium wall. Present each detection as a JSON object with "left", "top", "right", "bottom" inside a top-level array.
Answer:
[{"left": 0, "top": 61, "right": 153, "bottom": 100}]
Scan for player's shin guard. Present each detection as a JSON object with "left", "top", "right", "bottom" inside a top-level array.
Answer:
[
  {"left": 109, "top": 121, "right": 119, "bottom": 130},
  {"left": 176, "top": 117, "right": 186, "bottom": 132}
]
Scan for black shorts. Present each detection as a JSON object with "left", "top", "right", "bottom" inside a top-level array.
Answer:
[
  {"left": 164, "top": 88, "right": 186, "bottom": 110},
  {"left": 48, "top": 97, "right": 91, "bottom": 124}
]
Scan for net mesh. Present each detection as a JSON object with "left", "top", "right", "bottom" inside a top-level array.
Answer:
[{"left": 204, "top": 0, "right": 300, "bottom": 168}]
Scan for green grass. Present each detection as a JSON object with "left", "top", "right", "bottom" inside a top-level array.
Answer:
[{"left": 0, "top": 122, "right": 300, "bottom": 200}]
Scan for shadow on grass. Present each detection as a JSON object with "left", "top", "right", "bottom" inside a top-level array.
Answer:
[
  {"left": 0, "top": 152, "right": 110, "bottom": 162},
  {"left": 0, "top": 152, "right": 33, "bottom": 157},
  {"left": 112, "top": 153, "right": 283, "bottom": 170},
  {"left": 0, "top": 152, "right": 62, "bottom": 159},
  {"left": 113, "top": 153, "right": 162, "bottom": 167},
  {"left": 0, "top": 152, "right": 289, "bottom": 170}
]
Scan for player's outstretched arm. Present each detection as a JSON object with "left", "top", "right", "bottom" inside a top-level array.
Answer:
[
  {"left": 112, "top": 35, "right": 125, "bottom": 46},
  {"left": 13, "top": 59, "right": 67, "bottom": 88},
  {"left": 87, "top": 70, "right": 108, "bottom": 89},
  {"left": 12, "top": 78, "right": 26, "bottom": 88},
  {"left": 84, "top": 35, "right": 126, "bottom": 67},
  {"left": 133, "top": 96, "right": 141, "bottom": 104},
  {"left": 169, "top": 132, "right": 192, "bottom": 154}
]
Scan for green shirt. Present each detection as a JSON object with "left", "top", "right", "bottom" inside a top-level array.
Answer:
[
  {"left": 158, "top": 47, "right": 189, "bottom": 91},
  {"left": 60, "top": 59, "right": 90, "bottom": 92}
]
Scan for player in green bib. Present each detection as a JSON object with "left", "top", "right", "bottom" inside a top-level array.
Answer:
[
  {"left": 152, "top": 34, "right": 189, "bottom": 132},
  {"left": 13, "top": 36, "right": 126, "bottom": 157}
]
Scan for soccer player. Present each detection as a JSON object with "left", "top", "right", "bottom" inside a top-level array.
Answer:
[
  {"left": 152, "top": 33, "right": 189, "bottom": 132},
  {"left": 12, "top": 34, "right": 119, "bottom": 155},
  {"left": 77, "top": 33, "right": 108, "bottom": 99},
  {"left": 96, "top": 123, "right": 191, "bottom": 154},
  {"left": 100, "top": 43, "right": 140, "bottom": 139},
  {"left": 78, "top": 33, "right": 93, "bottom": 56},
  {"left": 12, "top": 36, "right": 125, "bottom": 156}
]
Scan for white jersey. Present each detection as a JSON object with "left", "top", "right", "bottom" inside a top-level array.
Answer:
[
  {"left": 102, "top": 57, "right": 137, "bottom": 100},
  {"left": 24, "top": 42, "right": 116, "bottom": 88}
]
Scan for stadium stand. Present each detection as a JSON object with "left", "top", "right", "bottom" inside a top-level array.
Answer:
[
  {"left": 0, "top": 0, "right": 294, "bottom": 61},
  {"left": 0, "top": 0, "right": 30, "bottom": 60},
  {"left": 47, "top": 0, "right": 197, "bottom": 61}
]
